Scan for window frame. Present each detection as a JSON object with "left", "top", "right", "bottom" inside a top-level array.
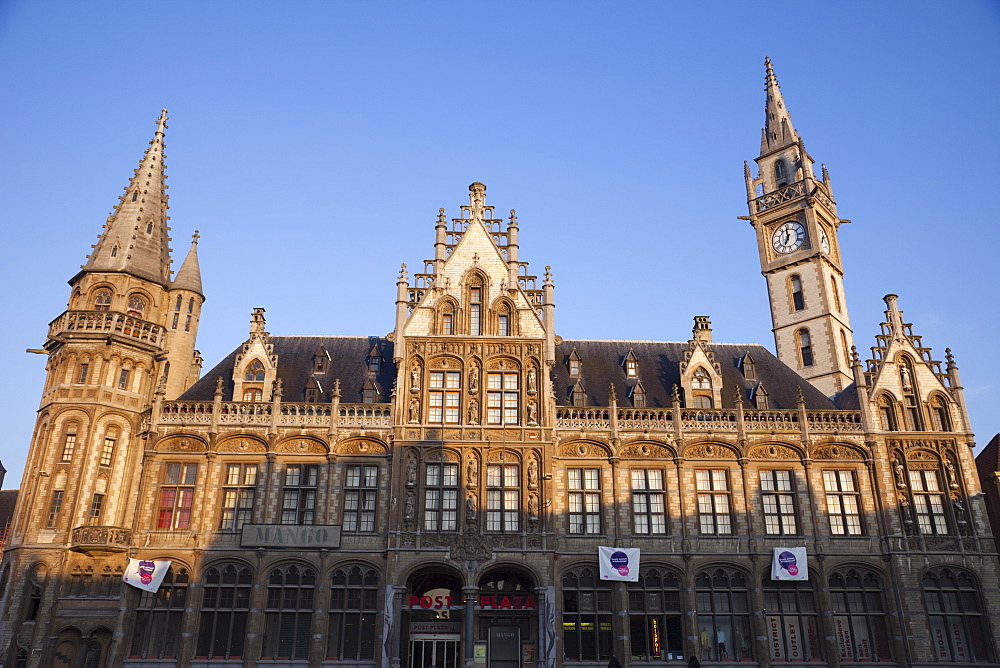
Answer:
[
  {"left": 157, "top": 463, "right": 198, "bottom": 530},
  {"left": 219, "top": 463, "right": 258, "bottom": 531},
  {"left": 823, "top": 470, "right": 863, "bottom": 536},
  {"left": 695, "top": 567, "right": 753, "bottom": 662},
  {"left": 423, "top": 462, "right": 459, "bottom": 531},
  {"left": 760, "top": 469, "right": 798, "bottom": 536},
  {"left": 343, "top": 464, "right": 378, "bottom": 532},
  {"left": 197, "top": 563, "right": 253, "bottom": 660},
  {"left": 486, "top": 463, "right": 520, "bottom": 533},
  {"left": 281, "top": 464, "right": 319, "bottom": 525},
  {"left": 695, "top": 469, "right": 733, "bottom": 535},
  {"left": 568, "top": 468, "right": 602, "bottom": 535},
  {"left": 630, "top": 469, "right": 667, "bottom": 535}
]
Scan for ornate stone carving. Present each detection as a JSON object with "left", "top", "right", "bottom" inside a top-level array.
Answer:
[
  {"left": 406, "top": 451, "right": 418, "bottom": 487},
  {"left": 526, "top": 455, "right": 538, "bottom": 488},
  {"left": 811, "top": 444, "right": 863, "bottom": 460},
  {"left": 425, "top": 449, "right": 460, "bottom": 463},
  {"left": 277, "top": 439, "right": 326, "bottom": 454},
  {"left": 747, "top": 444, "right": 800, "bottom": 460},
  {"left": 683, "top": 443, "right": 737, "bottom": 459},
  {"left": 216, "top": 438, "right": 266, "bottom": 454},
  {"left": 557, "top": 442, "right": 610, "bottom": 458},
  {"left": 448, "top": 527, "right": 494, "bottom": 570},
  {"left": 160, "top": 437, "right": 207, "bottom": 453},
  {"left": 336, "top": 440, "right": 386, "bottom": 455},
  {"left": 619, "top": 442, "right": 673, "bottom": 459}
]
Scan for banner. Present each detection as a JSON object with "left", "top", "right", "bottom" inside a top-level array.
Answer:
[
  {"left": 598, "top": 546, "right": 640, "bottom": 581},
  {"left": 770, "top": 547, "right": 807, "bottom": 580},
  {"left": 122, "top": 558, "right": 171, "bottom": 593}
]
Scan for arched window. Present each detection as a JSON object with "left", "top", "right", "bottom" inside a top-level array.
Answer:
[
  {"left": 840, "top": 330, "right": 850, "bottom": 367},
  {"left": 562, "top": 567, "right": 613, "bottom": 661},
  {"left": 245, "top": 360, "right": 265, "bottom": 382},
  {"left": 263, "top": 565, "right": 315, "bottom": 660},
  {"left": 497, "top": 313, "right": 510, "bottom": 336},
  {"left": 468, "top": 279, "right": 483, "bottom": 335},
  {"left": 695, "top": 568, "right": 753, "bottom": 661},
  {"left": 628, "top": 567, "right": 682, "bottom": 660},
  {"left": 877, "top": 394, "right": 898, "bottom": 431},
  {"left": 774, "top": 160, "right": 787, "bottom": 182},
  {"left": 175, "top": 295, "right": 182, "bottom": 311},
  {"left": 790, "top": 274, "right": 805, "bottom": 311},
  {"left": 126, "top": 294, "right": 145, "bottom": 317},
  {"left": 187, "top": 298, "right": 194, "bottom": 313},
  {"left": 691, "top": 395, "right": 713, "bottom": 409},
  {"left": 94, "top": 290, "right": 112, "bottom": 311},
  {"left": 243, "top": 388, "right": 262, "bottom": 402},
  {"left": 831, "top": 276, "right": 842, "bottom": 311},
  {"left": 797, "top": 329, "right": 813, "bottom": 367},
  {"left": 763, "top": 577, "right": 822, "bottom": 661},
  {"left": 328, "top": 565, "right": 380, "bottom": 661},
  {"left": 692, "top": 368, "right": 712, "bottom": 390},
  {"left": 828, "top": 568, "right": 892, "bottom": 661},
  {"left": 197, "top": 563, "right": 253, "bottom": 660},
  {"left": 899, "top": 358, "right": 923, "bottom": 431},
  {"left": 922, "top": 567, "right": 991, "bottom": 662},
  {"left": 130, "top": 566, "right": 188, "bottom": 659},
  {"left": 930, "top": 396, "right": 952, "bottom": 431},
  {"left": 15, "top": 648, "right": 28, "bottom": 668}
]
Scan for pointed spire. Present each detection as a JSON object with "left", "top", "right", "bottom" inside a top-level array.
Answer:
[
  {"left": 760, "top": 58, "right": 800, "bottom": 156},
  {"left": 83, "top": 109, "right": 173, "bottom": 285},
  {"left": 172, "top": 230, "right": 203, "bottom": 295}
]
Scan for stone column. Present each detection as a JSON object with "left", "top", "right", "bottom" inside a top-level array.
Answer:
[{"left": 463, "top": 585, "right": 478, "bottom": 668}]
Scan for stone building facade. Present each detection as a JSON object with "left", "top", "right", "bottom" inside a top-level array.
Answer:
[{"left": 1, "top": 60, "right": 997, "bottom": 667}]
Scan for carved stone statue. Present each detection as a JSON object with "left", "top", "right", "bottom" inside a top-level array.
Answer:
[
  {"left": 900, "top": 364, "right": 912, "bottom": 389},
  {"left": 466, "top": 492, "right": 478, "bottom": 521},
  {"left": 527, "top": 367, "right": 537, "bottom": 393},
  {"left": 944, "top": 456, "right": 959, "bottom": 489},
  {"left": 468, "top": 368, "right": 479, "bottom": 393},
  {"left": 527, "top": 399, "right": 537, "bottom": 425},
  {"left": 410, "top": 366, "right": 420, "bottom": 392},
  {"left": 468, "top": 398, "right": 479, "bottom": 425},
  {"left": 527, "top": 457, "right": 538, "bottom": 488},
  {"left": 528, "top": 493, "right": 539, "bottom": 519},
  {"left": 408, "top": 398, "right": 420, "bottom": 423},
  {"left": 893, "top": 457, "right": 906, "bottom": 489},
  {"left": 466, "top": 458, "right": 478, "bottom": 486},
  {"left": 406, "top": 455, "right": 417, "bottom": 487},
  {"left": 404, "top": 492, "right": 415, "bottom": 520}
]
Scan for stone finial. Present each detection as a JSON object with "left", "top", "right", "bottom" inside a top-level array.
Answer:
[
  {"left": 468, "top": 182, "right": 486, "bottom": 221},
  {"left": 692, "top": 316, "right": 712, "bottom": 343},
  {"left": 214, "top": 376, "right": 224, "bottom": 396},
  {"left": 671, "top": 384, "right": 681, "bottom": 403},
  {"left": 544, "top": 266, "right": 553, "bottom": 286},
  {"left": 733, "top": 386, "right": 744, "bottom": 406},
  {"left": 250, "top": 307, "right": 266, "bottom": 334},
  {"left": 156, "top": 108, "right": 169, "bottom": 135},
  {"left": 509, "top": 209, "right": 518, "bottom": 226},
  {"left": 608, "top": 383, "right": 617, "bottom": 403},
  {"left": 850, "top": 345, "right": 860, "bottom": 366},
  {"left": 795, "top": 386, "right": 805, "bottom": 406},
  {"left": 333, "top": 378, "right": 342, "bottom": 398}
]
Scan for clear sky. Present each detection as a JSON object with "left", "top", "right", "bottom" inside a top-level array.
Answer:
[{"left": 1, "top": 1, "right": 998, "bottom": 486}]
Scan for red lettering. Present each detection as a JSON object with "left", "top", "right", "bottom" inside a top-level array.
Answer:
[
  {"left": 525, "top": 596, "right": 536, "bottom": 609},
  {"left": 513, "top": 595, "right": 523, "bottom": 609},
  {"left": 420, "top": 596, "right": 432, "bottom": 608},
  {"left": 500, "top": 596, "right": 512, "bottom": 609},
  {"left": 445, "top": 596, "right": 454, "bottom": 608},
  {"left": 481, "top": 595, "right": 492, "bottom": 608},
  {"left": 408, "top": 596, "right": 420, "bottom": 607}
]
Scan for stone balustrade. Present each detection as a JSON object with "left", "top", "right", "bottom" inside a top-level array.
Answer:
[
  {"left": 156, "top": 401, "right": 392, "bottom": 427},
  {"left": 49, "top": 310, "right": 165, "bottom": 346},
  {"left": 70, "top": 525, "right": 132, "bottom": 553}
]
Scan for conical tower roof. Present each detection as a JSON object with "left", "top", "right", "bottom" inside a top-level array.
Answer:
[
  {"left": 760, "top": 58, "right": 800, "bottom": 156},
  {"left": 81, "top": 109, "right": 172, "bottom": 285},
  {"left": 172, "top": 231, "right": 203, "bottom": 295}
]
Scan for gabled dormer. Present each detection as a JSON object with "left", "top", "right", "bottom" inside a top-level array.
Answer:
[
  {"left": 622, "top": 349, "right": 639, "bottom": 378},
  {"left": 570, "top": 380, "right": 588, "bottom": 407},
  {"left": 751, "top": 383, "right": 769, "bottom": 410},
  {"left": 304, "top": 377, "right": 323, "bottom": 403},
  {"left": 679, "top": 317, "right": 723, "bottom": 408},
  {"left": 568, "top": 348, "right": 582, "bottom": 378},
  {"left": 312, "top": 344, "right": 330, "bottom": 374},
  {"left": 739, "top": 351, "right": 757, "bottom": 381},
  {"left": 362, "top": 376, "right": 381, "bottom": 404},
  {"left": 630, "top": 380, "right": 647, "bottom": 408},
  {"left": 861, "top": 294, "right": 967, "bottom": 434},
  {"left": 232, "top": 308, "right": 278, "bottom": 402},
  {"left": 366, "top": 344, "right": 382, "bottom": 374}
]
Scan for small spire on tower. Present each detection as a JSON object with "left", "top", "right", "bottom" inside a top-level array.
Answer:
[
  {"left": 172, "top": 230, "right": 203, "bottom": 295},
  {"left": 760, "top": 58, "right": 800, "bottom": 156}
]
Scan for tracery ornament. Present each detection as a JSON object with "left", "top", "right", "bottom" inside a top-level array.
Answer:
[
  {"left": 335, "top": 440, "right": 386, "bottom": 455},
  {"left": 887, "top": 438, "right": 956, "bottom": 452},
  {"left": 277, "top": 438, "right": 327, "bottom": 454},
  {"left": 216, "top": 438, "right": 266, "bottom": 454},
  {"left": 159, "top": 436, "right": 208, "bottom": 453},
  {"left": 425, "top": 448, "right": 460, "bottom": 463},
  {"left": 486, "top": 449, "right": 520, "bottom": 463},
  {"left": 683, "top": 443, "right": 738, "bottom": 459},
  {"left": 557, "top": 442, "right": 611, "bottom": 458},
  {"left": 747, "top": 444, "right": 800, "bottom": 460},
  {"left": 448, "top": 527, "right": 494, "bottom": 570},
  {"left": 810, "top": 444, "right": 864, "bottom": 460},
  {"left": 618, "top": 442, "right": 673, "bottom": 459}
]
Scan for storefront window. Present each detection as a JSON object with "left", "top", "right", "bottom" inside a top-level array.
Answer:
[
  {"left": 828, "top": 568, "right": 892, "bottom": 662},
  {"left": 762, "top": 578, "right": 821, "bottom": 661},
  {"left": 562, "top": 567, "right": 613, "bottom": 662},
  {"left": 628, "top": 567, "right": 683, "bottom": 661},
  {"left": 695, "top": 567, "right": 752, "bottom": 662}
]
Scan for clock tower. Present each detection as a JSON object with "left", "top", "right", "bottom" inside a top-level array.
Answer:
[{"left": 743, "top": 58, "right": 854, "bottom": 396}]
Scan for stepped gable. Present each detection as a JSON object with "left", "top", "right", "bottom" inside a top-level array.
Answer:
[
  {"left": 180, "top": 336, "right": 396, "bottom": 403},
  {"left": 553, "top": 339, "right": 837, "bottom": 409}
]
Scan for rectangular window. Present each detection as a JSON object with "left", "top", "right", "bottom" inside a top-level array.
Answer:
[
  {"left": 89, "top": 493, "right": 105, "bottom": 525},
  {"left": 569, "top": 359, "right": 581, "bottom": 376},
  {"left": 696, "top": 470, "right": 732, "bottom": 535},
  {"left": 118, "top": 369, "right": 130, "bottom": 390},
  {"left": 172, "top": 313, "right": 179, "bottom": 329},
  {"left": 910, "top": 470, "right": 948, "bottom": 535},
  {"left": 625, "top": 359, "right": 637, "bottom": 377},
  {"left": 424, "top": 463, "right": 459, "bottom": 531},
  {"left": 429, "top": 371, "right": 461, "bottom": 423},
  {"left": 100, "top": 437, "right": 115, "bottom": 467},
  {"left": 487, "top": 372, "right": 519, "bottom": 425},
  {"left": 760, "top": 470, "right": 797, "bottom": 535},
  {"left": 470, "top": 288, "right": 482, "bottom": 335},
  {"left": 486, "top": 464, "right": 520, "bottom": 532},
  {"left": 47, "top": 490, "right": 65, "bottom": 527},
  {"left": 631, "top": 469, "right": 667, "bottom": 534},
  {"left": 442, "top": 313, "right": 453, "bottom": 335},
  {"left": 158, "top": 463, "right": 197, "bottom": 529},
  {"left": 220, "top": 463, "right": 258, "bottom": 531},
  {"left": 281, "top": 464, "right": 319, "bottom": 525},
  {"left": 78, "top": 363, "right": 89, "bottom": 383},
  {"left": 498, "top": 314, "right": 509, "bottom": 336},
  {"left": 184, "top": 315, "right": 191, "bottom": 332},
  {"left": 344, "top": 465, "right": 378, "bottom": 532},
  {"left": 568, "top": 468, "right": 601, "bottom": 534},
  {"left": 823, "top": 470, "right": 862, "bottom": 535},
  {"left": 61, "top": 433, "right": 77, "bottom": 461}
]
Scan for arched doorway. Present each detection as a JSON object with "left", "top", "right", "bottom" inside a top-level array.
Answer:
[
  {"left": 405, "top": 568, "right": 464, "bottom": 668},
  {"left": 478, "top": 567, "right": 537, "bottom": 668}
]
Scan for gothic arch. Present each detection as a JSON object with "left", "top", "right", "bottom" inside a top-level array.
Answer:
[
  {"left": 156, "top": 434, "right": 210, "bottom": 453},
  {"left": 682, "top": 440, "right": 740, "bottom": 460},
  {"left": 556, "top": 439, "right": 613, "bottom": 459},
  {"left": 616, "top": 439, "right": 675, "bottom": 459},
  {"left": 746, "top": 441, "right": 804, "bottom": 460},
  {"left": 323, "top": 558, "right": 384, "bottom": 583},
  {"left": 275, "top": 436, "right": 329, "bottom": 455},
  {"left": 214, "top": 434, "right": 266, "bottom": 454},
  {"left": 334, "top": 438, "right": 388, "bottom": 455}
]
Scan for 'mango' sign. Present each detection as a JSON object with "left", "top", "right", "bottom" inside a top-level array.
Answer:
[{"left": 240, "top": 524, "right": 342, "bottom": 549}]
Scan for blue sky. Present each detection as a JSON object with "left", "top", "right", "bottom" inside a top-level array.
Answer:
[{"left": 1, "top": 1, "right": 998, "bottom": 484}]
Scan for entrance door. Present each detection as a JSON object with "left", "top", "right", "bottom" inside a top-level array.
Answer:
[
  {"left": 409, "top": 633, "right": 461, "bottom": 668},
  {"left": 489, "top": 626, "right": 521, "bottom": 668}
]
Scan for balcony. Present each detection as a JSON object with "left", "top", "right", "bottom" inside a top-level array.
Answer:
[
  {"left": 157, "top": 401, "right": 392, "bottom": 427},
  {"left": 70, "top": 525, "right": 133, "bottom": 554},
  {"left": 48, "top": 310, "right": 166, "bottom": 350}
]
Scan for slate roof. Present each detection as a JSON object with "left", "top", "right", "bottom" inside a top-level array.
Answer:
[
  {"left": 553, "top": 340, "right": 837, "bottom": 410},
  {"left": 976, "top": 433, "right": 1000, "bottom": 481},
  {"left": 182, "top": 336, "right": 856, "bottom": 411},
  {"left": 181, "top": 336, "right": 396, "bottom": 404}
]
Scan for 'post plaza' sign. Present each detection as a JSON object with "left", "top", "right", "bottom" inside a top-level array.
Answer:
[{"left": 240, "top": 524, "right": 342, "bottom": 549}]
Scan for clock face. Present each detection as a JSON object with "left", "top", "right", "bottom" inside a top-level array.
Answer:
[
  {"left": 819, "top": 229, "right": 830, "bottom": 254},
  {"left": 772, "top": 221, "right": 806, "bottom": 254}
]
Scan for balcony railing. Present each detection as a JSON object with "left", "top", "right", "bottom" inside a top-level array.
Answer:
[
  {"left": 554, "top": 406, "right": 863, "bottom": 433},
  {"left": 49, "top": 310, "right": 165, "bottom": 347},
  {"left": 71, "top": 525, "right": 132, "bottom": 553},
  {"left": 157, "top": 401, "right": 392, "bottom": 427}
]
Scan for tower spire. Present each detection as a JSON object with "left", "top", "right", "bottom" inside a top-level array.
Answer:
[
  {"left": 172, "top": 230, "right": 203, "bottom": 295},
  {"left": 81, "top": 108, "right": 172, "bottom": 285},
  {"left": 760, "top": 57, "right": 799, "bottom": 156}
]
